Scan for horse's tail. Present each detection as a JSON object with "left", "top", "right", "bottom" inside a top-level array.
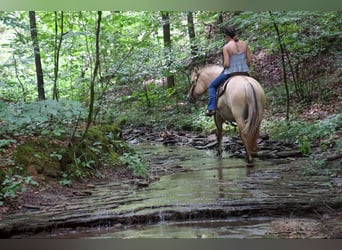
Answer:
[{"left": 243, "top": 80, "right": 261, "bottom": 148}]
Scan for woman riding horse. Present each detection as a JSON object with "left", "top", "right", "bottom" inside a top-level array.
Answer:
[
  {"left": 206, "top": 26, "right": 252, "bottom": 117},
  {"left": 187, "top": 65, "right": 265, "bottom": 166}
]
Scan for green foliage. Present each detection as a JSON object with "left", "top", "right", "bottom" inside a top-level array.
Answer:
[
  {"left": 119, "top": 152, "right": 148, "bottom": 177},
  {"left": 59, "top": 124, "right": 131, "bottom": 179},
  {"left": 0, "top": 124, "right": 133, "bottom": 199},
  {"left": 230, "top": 11, "right": 341, "bottom": 55},
  {"left": 301, "top": 153, "right": 340, "bottom": 179},
  {"left": 0, "top": 99, "right": 87, "bottom": 138},
  {"left": 59, "top": 173, "right": 72, "bottom": 186},
  {"left": 265, "top": 114, "right": 342, "bottom": 155},
  {"left": 0, "top": 175, "right": 38, "bottom": 205},
  {"left": 0, "top": 11, "right": 341, "bottom": 205},
  {"left": 302, "top": 158, "right": 328, "bottom": 176},
  {"left": 230, "top": 11, "right": 341, "bottom": 101},
  {"left": 186, "top": 108, "right": 216, "bottom": 133},
  {"left": 1, "top": 10, "right": 340, "bottom": 112},
  {"left": 86, "top": 124, "right": 128, "bottom": 153},
  {"left": 0, "top": 139, "right": 16, "bottom": 149}
]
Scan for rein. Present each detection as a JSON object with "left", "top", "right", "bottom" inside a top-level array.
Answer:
[
  {"left": 189, "top": 70, "right": 203, "bottom": 98},
  {"left": 194, "top": 70, "right": 202, "bottom": 85}
]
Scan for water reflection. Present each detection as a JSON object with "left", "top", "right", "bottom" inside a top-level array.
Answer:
[
  {"left": 121, "top": 144, "right": 263, "bottom": 210},
  {"left": 13, "top": 143, "right": 273, "bottom": 238}
]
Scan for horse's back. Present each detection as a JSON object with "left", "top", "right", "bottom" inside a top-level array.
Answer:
[
  {"left": 218, "top": 76, "right": 265, "bottom": 121},
  {"left": 226, "top": 76, "right": 265, "bottom": 105}
]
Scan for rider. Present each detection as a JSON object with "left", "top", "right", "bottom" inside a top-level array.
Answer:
[{"left": 205, "top": 25, "right": 252, "bottom": 116}]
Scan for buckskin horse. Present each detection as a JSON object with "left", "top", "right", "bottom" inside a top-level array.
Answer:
[{"left": 187, "top": 64, "right": 266, "bottom": 166}]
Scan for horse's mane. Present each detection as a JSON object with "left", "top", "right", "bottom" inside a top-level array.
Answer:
[
  {"left": 197, "top": 64, "right": 223, "bottom": 75},
  {"left": 201, "top": 64, "right": 222, "bottom": 71}
]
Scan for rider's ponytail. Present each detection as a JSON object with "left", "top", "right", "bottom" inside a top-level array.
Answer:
[{"left": 225, "top": 25, "right": 239, "bottom": 41}]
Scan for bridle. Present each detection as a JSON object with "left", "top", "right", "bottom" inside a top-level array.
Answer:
[
  {"left": 193, "top": 70, "right": 202, "bottom": 86},
  {"left": 189, "top": 70, "right": 202, "bottom": 101}
]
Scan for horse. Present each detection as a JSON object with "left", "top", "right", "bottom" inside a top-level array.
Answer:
[{"left": 187, "top": 64, "right": 266, "bottom": 166}]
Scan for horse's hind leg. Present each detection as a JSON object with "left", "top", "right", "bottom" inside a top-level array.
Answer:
[
  {"left": 251, "top": 126, "right": 260, "bottom": 156},
  {"left": 235, "top": 118, "right": 254, "bottom": 165},
  {"left": 215, "top": 115, "right": 223, "bottom": 159}
]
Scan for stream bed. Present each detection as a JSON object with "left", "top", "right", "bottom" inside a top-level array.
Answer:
[{"left": 1, "top": 143, "right": 341, "bottom": 238}]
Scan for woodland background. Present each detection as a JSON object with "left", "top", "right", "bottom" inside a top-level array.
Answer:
[{"left": 0, "top": 11, "right": 341, "bottom": 206}]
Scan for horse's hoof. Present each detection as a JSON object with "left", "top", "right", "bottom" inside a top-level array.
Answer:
[{"left": 216, "top": 151, "right": 222, "bottom": 159}]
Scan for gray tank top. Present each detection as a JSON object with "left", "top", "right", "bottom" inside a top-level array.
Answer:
[{"left": 223, "top": 52, "right": 249, "bottom": 75}]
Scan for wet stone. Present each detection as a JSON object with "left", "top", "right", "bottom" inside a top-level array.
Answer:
[{"left": 1, "top": 140, "right": 341, "bottom": 238}]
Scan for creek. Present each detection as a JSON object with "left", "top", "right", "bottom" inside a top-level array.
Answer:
[{"left": 2, "top": 143, "right": 341, "bottom": 238}]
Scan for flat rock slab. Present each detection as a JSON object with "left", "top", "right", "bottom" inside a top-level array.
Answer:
[{"left": 0, "top": 144, "right": 341, "bottom": 238}]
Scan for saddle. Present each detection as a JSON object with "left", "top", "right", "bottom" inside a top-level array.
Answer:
[{"left": 217, "top": 72, "right": 250, "bottom": 97}]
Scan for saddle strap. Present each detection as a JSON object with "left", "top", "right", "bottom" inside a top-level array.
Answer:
[
  {"left": 228, "top": 72, "right": 250, "bottom": 77},
  {"left": 217, "top": 72, "right": 250, "bottom": 98}
]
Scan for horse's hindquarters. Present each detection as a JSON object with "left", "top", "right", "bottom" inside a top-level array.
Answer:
[
  {"left": 217, "top": 77, "right": 251, "bottom": 122},
  {"left": 218, "top": 76, "right": 265, "bottom": 164}
]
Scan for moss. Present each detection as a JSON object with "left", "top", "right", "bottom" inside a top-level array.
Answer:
[
  {"left": 10, "top": 124, "right": 133, "bottom": 181},
  {"left": 87, "top": 124, "right": 132, "bottom": 154},
  {"left": 13, "top": 138, "right": 63, "bottom": 178},
  {"left": 60, "top": 124, "right": 132, "bottom": 178},
  {"left": 88, "top": 124, "right": 122, "bottom": 140}
]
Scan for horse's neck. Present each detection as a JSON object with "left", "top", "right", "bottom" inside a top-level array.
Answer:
[
  {"left": 201, "top": 71, "right": 219, "bottom": 87},
  {"left": 197, "top": 66, "right": 223, "bottom": 95}
]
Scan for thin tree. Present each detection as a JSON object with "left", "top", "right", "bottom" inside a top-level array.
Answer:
[
  {"left": 269, "top": 11, "right": 290, "bottom": 122},
  {"left": 82, "top": 11, "right": 102, "bottom": 140},
  {"left": 187, "top": 11, "right": 197, "bottom": 58},
  {"left": 187, "top": 11, "right": 204, "bottom": 68},
  {"left": 53, "top": 11, "right": 64, "bottom": 101},
  {"left": 161, "top": 11, "right": 175, "bottom": 88},
  {"left": 29, "top": 11, "right": 45, "bottom": 101}
]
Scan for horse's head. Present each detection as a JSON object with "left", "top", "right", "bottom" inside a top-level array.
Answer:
[
  {"left": 187, "top": 67, "right": 202, "bottom": 103},
  {"left": 187, "top": 65, "right": 223, "bottom": 103}
]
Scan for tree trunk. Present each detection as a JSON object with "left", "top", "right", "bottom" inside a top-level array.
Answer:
[
  {"left": 29, "top": 11, "right": 45, "bottom": 101},
  {"left": 187, "top": 11, "right": 196, "bottom": 57},
  {"left": 187, "top": 11, "right": 204, "bottom": 68},
  {"left": 53, "top": 11, "right": 64, "bottom": 101},
  {"left": 270, "top": 11, "right": 290, "bottom": 122},
  {"left": 217, "top": 12, "right": 223, "bottom": 28},
  {"left": 82, "top": 11, "right": 102, "bottom": 140},
  {"left": 161, "top": 11, "right": 175, "bottom": 88}
]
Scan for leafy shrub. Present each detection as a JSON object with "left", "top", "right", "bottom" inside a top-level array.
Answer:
[
  {"left": 119, "top": 152, "right": 148, "bottom": 177},
  {"left": 0, "top": 99, "right": 87, "bottom": 138},
  {"left": 265, "top": 113, "right": 342, "bottom": 155},
  {"left": 0, "top": 175, "right": 38, "bottom": 206},
  {"left": 59, "top": 124, "right": 131, "bottom": 179}
]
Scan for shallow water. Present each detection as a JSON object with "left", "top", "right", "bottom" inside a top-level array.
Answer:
[
  {"left": 6, "top": 142, "right": 341, "bottom": 239},
  {"left": 94, "top": 218, "right": 272, "bottom": 239},
  {"left": 6, "top": 144, "right": 280, "bottom": 238},
  {"left": 109, "top": 144, "right": 274, "bottom": 238},
  {"left": 10, "top": 143, "right": 278, "bottom": 238},
  {"left": 133, "top": 143, "right": 271, "bottom": 203}
]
